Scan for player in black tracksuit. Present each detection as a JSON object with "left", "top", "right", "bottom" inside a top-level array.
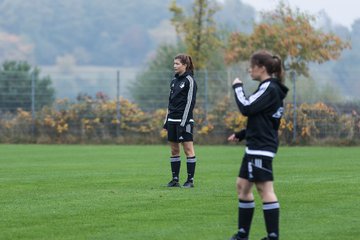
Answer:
[
  {"left": 166, "top": 72, "right": 197, "bottom": 131},
  {"left": 163, "top": 53, "right": 197, "bottom": 188},
  {"left": 229, "top": 50, "right": 288, "bottom": 240}
]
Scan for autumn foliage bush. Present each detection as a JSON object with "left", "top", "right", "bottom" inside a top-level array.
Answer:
[{"left": 0, "top": 94, "right": 359, "bottom": 145}]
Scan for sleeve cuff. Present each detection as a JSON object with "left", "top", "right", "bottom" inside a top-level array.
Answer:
[{"left": 232, "top": 83, "right": 243, "bottom": 89}]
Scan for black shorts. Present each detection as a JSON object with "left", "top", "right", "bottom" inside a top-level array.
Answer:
[
  {"left": 239, "top": 154, "right": 274, "bottom": 182},
  {"left": 167, "top": 123, "right": 194, "bottom": 142}
]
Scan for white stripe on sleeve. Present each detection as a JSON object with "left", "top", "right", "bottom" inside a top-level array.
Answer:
[{"left": 181, "top": 76, "right": 194, "bottom": 126}]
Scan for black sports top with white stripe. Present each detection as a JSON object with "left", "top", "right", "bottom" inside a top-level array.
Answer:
[
  {"left": 165, "top": 71, "right": 197, "bottom": 127},
  {"left": 233, "top": 78, "right": 288, "bottom": 156}
]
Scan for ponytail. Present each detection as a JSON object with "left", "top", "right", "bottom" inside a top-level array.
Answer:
[
  {"left": 250, "top": 50, "right": 284, "bottom": 83},
  {"left": 271, "top": 55, "right": 284, "bottom": 83}
]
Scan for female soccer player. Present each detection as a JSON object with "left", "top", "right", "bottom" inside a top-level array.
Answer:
[
  {"left": 163, "top": 54, "right": 197, "bottom": 188},
  {"left": 229, "top": 50, "right": 288, "bottom": 240}
]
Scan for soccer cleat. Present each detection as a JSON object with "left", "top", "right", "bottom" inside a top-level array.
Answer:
[
  {"left": 229, "top": 233, "right": 248, "bottom": 240},
  {"left": 182, "top": 180, "right": 194, "bottom": 188},
  {"left": 167, "top": 179, "right": 180, "bottom": 187}
]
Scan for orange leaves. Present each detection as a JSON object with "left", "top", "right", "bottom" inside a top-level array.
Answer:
[
  {"left": 223, "top": 111, "right": 247, "bottom": 132},
  {"left": 301, "top": 126, "right": 313, "bottom": 138},
  {"left": 224, "top": 2, "right": 350, "bottom": 77},
  {"left": 43, "top": 113, "right": 69, "bottom": 134},
  {"left": 160, "top": 129, "right": 167, "bottom": 139},
  {"left": 1, "top": 94, "right": 359, "bottom": 144},
  {"left": 16, "top": 108, "right": 32, "bottom": 120},
  {"left": 294, "top": 102, "right": 339, "bottom": 141},
  {"left": 222, "top": 101, "right": 359, "bottom": 144},
  {"left": 43, "top": 115, "right": 56, "bottom": 127},
  {"left": 56, "top": 121, "right": 68, "bottom": 134},
  {"left": 197, "top": 124, "right": 214, "bottom": 135},
  {"left": 170, "top": 0, "right": 220, "bottom": 69}
]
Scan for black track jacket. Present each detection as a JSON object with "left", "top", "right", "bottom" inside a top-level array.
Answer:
[
  {"left": 165, "top": 71, "right": 197, "bottom": 127},
  {"left": 233, "top": 78, "right": 288, "bottom": 157}
]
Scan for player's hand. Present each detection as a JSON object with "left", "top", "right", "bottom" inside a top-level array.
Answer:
[
  {"left": 179, "top": 125, "right": 186, "bottom": 135},
  {"left": 227, "top": 133, "right": 239, "bottom": 142},
  {"left": 228, "top": 129, "right": 246, "bottom": 142},
  {"left": 232, "top": 77, "right": 242, "bottom": 86}
]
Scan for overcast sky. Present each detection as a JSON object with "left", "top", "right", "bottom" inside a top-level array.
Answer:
[{"left": 237, "top": 0, "right": 360, "bottom": 29}]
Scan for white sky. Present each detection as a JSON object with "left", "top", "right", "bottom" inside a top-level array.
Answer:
[{"left": 237, "top": 0, "right": 360, "bottom": 29}]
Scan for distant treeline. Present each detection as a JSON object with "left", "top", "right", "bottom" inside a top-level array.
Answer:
[
  {"left": 0, "top": 0, "right": 255, "bottom": 66},
  {"left": 1, "top": 0, "right": 360, "bottom": 99}
]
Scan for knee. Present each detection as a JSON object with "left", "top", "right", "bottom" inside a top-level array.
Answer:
[
  {"left": 184, "top": 149, "right": 195, "bottom": 158},
  {"left": 170, "top": 145, "right": 180, "bottom": 156},
  {"left": 256, "top": 185, "right": 277, "bottom": 202},
  {"left": 236, "top": 181, "right": 253, "bottom": 200},
  {"left": 171, "top": 149, "right": 180, "bottom": 156},
  {"left": 236, "top": 182, "right": 246, "bottom": 194},
  {"left": 259, "top": 192, "right": 277, "bottom": 202},
  {"left": 183, "top": 145, "right": 195, "bottom": 157}
]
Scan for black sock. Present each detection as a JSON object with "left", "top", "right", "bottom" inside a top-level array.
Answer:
[
  {"left": 263, "top": 201, "right": 280, "bottom": 240},
  {"left": 186, "top": 156, "right": 196, "bottom": 182},
  {"left": 170, "top": 156, "right": 180, "bottom": 181},
  {"left": 237, "top": 199, "right": 255, "bottom": 238}
]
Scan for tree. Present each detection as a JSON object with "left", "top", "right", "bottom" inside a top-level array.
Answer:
[
  {"left": 0, "top": 0, "right": 178, "bottom": 66},
  {"left": 224, "top": 2, "right": 351, "bottom": 77},
  {"left": 170, "top": 0, "right": 221, "bottom": 69},
  {"left": 215, "top": 0, "right": 256, "bottom": 34},
  {"left": 131, "top": 0, "right": 252, "bottom": 112},
  {"left": 0, "top": 61, "right": 55, "bottom": 112},
  {"left": 331, "top": 19, "right": 360, "bottom": 98},
  {"left": 129, "top": 44, "right": 185, "bottom": 111}
]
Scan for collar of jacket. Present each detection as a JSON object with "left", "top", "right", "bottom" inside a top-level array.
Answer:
[
  {"left": 175, "top": 71, "right": 192, "bottom": 79},
  {"left": 261, "top": 78, "right": 289, "bottom": 98}
]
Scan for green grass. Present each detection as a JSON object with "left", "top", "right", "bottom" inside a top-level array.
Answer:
[{"left": 0, "top": 145, "right": 359, "bottom": 240}]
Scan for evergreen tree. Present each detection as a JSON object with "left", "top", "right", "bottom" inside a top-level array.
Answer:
[
  {"left": 128, "top": 44, "right": 185, "bottom": 111},
  {"left": 0, "top": 61, "right": 55, "bottom": 112}
]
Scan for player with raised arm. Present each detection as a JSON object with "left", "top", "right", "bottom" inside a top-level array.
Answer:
[{"left": 229, "top": 50, "right": 288, "bottom": 240}]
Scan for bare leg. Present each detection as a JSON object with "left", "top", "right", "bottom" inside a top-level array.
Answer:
[
  {"left": 255, "top": 181, "right": 277, "bottom": 202},
  {"left": 237, "top": 177, "right": 254, "bottom": 201},
  {"left": 182, "top": 141, "right": 195, "bottom": 157}
]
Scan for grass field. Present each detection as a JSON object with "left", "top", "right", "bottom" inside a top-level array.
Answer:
[{"left": 0, "top": 145, "right": 359, "bottom": 240}]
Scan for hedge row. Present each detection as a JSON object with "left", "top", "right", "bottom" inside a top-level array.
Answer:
[{"left": 0, "top": 96, "right": 359, "bottom": 145}]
